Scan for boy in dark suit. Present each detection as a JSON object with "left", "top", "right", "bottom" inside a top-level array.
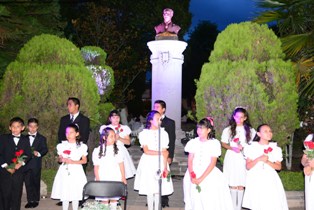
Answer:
[
  {"left": 153, "top": 100, "right": 176, "bottom": 208},
  {"left": 58, "top": 97, "right": 90, "bottom": 144},
  {"left": 24, "top": 118, "right": 48, "bottom": 208},
  {"left": 0, "top": 117, "right": 32, "bottom": 210}
]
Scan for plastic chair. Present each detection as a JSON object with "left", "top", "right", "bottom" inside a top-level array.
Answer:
[{"left": 82, "top": 181, "right": 128, "bottom": 210}]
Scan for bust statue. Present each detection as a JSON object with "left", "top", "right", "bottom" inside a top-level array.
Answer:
[{"left": 154, "top": 8, "right": 181, "bottom": 40}]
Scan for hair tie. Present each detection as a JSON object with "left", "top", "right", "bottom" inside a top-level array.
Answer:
[{"left": 206, "top": 117, "right": 214, "bottom": 126}]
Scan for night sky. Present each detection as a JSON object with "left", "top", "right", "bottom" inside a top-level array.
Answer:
[{"left": 186, "top": 0, "right": 261, "bottom": 37}]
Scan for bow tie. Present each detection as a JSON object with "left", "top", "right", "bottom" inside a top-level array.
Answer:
[
  {"left": 28, "top": 135, "right": 36, "bottom": 138},
  {"left": 12, "top": 135, "right": 20, "bottom": 139}
]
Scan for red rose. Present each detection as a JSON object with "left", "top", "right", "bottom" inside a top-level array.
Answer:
[
  {"left": 15, "top": 151, "right": 20, "bottom": 156},
  {"left": 115, "top": 127, "right": 119, "bottom": 131},
  {"left": 12, "top": 158, "right": 17, "bottom": 163},
  {"left": 63, "top": 150, "right": 71, "bottom": 155},
  {"left": 190, "top": 171, "right": 196, "bottom": 179},
  {"left": 264, "top": 147, "right": 273, "bottom": 154},
  {"left": 120, "top": 129, "right": 123, "bottom": 132},
  {"left": 162, "top": 170, "right": 167, "bottom": 178},
  {"left": 305, "top": 141, "right": 314, "bottom": 150},
  {"left": 233, "top": 138, "right": 239, "bottom": 143}
]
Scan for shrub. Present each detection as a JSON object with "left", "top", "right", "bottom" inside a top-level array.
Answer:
[
  {"left": 195, "top": 22, "right": 299, "bottom": 147},
  {"left": 0, "top": 34, "right": 100, "bottom": 168}
]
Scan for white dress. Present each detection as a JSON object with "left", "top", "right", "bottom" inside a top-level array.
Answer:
[
  {"left": 134, "top": 128, "right": 173, "bottom": 195},
  {"left": 92, "top": 145, "right": 124, "bottom": 200},
  {"left": 304, "top": 134, "right": 314, "bottom": 210},
  {"left": 99, "top": 124, "right": 136, "bottom": 179},
  {"left": 183, "top": 138, "right": 233, "bottom": 210},
  {"left": 51, "top": 141, "right": 88, "bottom": 201},
  {"left": 242, "top": 142, "right": 288, "bottom": 210},
  {"left": 221, "top": 125, "right": 256, "bottom": 186}
]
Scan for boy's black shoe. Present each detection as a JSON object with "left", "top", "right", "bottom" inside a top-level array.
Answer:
[
  {"left": 25, "top": 203, "right": 33, "bottom": 208},
  {"left": 32, "top": 202, "right": 39, "bottom": 208},
  {"left": 56, "top": 201, "right": 62, "bottom": 206}
]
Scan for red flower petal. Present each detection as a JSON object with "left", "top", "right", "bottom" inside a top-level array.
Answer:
[
  {"left": 190, "top": 171, "right": 196, "bottom": 179},
  {"left": 233, "top": 138, "right": 239, "bottom": 143}
]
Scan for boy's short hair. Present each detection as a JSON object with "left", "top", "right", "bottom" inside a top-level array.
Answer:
[
  {"left": 28, "top": 117, "right": 39, "bottom": 125},
  {"left": 154, "top": 100, "right": 166, "bottom": 109},
  {"left": 10, "top": 117, "right": 24, "bottom": 126},
  {"left": 67, "top": 97, "right": 80, "bottom": 109}
]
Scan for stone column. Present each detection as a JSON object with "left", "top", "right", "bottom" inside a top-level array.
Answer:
[{"left": 147, "top": 40, "right": 187, "bottom": 129}]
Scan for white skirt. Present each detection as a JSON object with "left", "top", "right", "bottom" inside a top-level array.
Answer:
[
  {"left": 223, "top": 149, "right": 247, "bottom": 186},
  {"left": 134, "top": 154, "right": 173, "bottom": 195},
  {"left": 305, "top": 173, "right": 314, "bottom": 210}
]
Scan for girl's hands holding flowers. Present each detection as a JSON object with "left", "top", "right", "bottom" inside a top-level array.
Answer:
[{"left": 259, "top": 154, "right": 269, "bottom": 163}]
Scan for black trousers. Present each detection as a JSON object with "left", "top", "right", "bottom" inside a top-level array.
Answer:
[
  {"left": 0, "top": 169, "right": 24, "bottom": 210},
  {"left": 24, "top": 168, "right": 41, "bottom": 202}
]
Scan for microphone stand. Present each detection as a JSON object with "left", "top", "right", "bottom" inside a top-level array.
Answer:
[{"left": 158, "top": 123, "right": 162, "bottom": 210}]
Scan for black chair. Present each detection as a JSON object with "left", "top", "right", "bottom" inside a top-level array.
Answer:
[{"left": 82, "top": 181, "right": 128, "bottom": 210}]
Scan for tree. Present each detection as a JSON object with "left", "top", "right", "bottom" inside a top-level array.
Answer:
[
  {"left": 182, "top": 21, "right": 220, "bottom": 99},
  {"left": 253, "top": 0, "right": 314, "bottom": 98},
  {"left": 61, "top": 0, "right": 192, "bottom": 107},
  {"left": 0, "top": 34, "right": 100, "bottom": 168},
  {"left": 0, "top": 1, "right": 64, "bottom": 78},
  {"left": 195, "top": 22, "right": 299, "bottom": 148}
]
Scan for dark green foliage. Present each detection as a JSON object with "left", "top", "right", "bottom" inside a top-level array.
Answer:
[
  {"left": 0, "top": 1, "right": 64, "bottom": 78},
  {"left": 279, "top": 171, "right": 304, "bottom": 191},
  {"left": 195, "top": 22, "right": 299, "bottom": 147},
  {"left": 0, "top": 34, "right": 100, "bottom": 168}
]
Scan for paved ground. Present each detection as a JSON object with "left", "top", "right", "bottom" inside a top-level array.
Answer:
[{"left": 21, "top": 173, "right": 304, "bottom": 210}]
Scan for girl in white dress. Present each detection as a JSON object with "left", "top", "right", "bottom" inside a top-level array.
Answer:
[
  {"left": 51, "top": 124, "right": 88, "bottom": 210},
  {"left": 134, "top": 110, "right": 173, "bottom": 210},
  {"left": 183, "top": 118, "right": 233, "bottom": 210},
  {"left": 99, "top": 110, "right": 136, "bottom": 179},
  {"left": 301, "top": 133, "right": 314, "bottom": 210},
  {"left": 221, "top": 107, "right": 256, "bottom": 210},
  {"left": 92, "top": 127, "right": 127, "bottom": 210},
  {"left": 242, "top": 124, "right": 288, "bottom": 210}
]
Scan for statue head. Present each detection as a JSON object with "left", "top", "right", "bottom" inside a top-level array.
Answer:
[{"left": 163, "top": 8, "right": 174, "bottom": 24}]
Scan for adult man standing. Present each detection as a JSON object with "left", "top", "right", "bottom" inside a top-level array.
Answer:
[
  {"left": 56, "top": 97, "right": 90, "bottom": 207},
  {"left": 58, "top": 97, "right": 90, "bottom": 144},
  {"left": 153, "top": 100, "right": 176, "bottom": 208}
]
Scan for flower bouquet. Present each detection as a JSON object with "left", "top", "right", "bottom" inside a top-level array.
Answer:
[
  {"left": 304, "top": 141, "right": 314, "bottom": 159},
  {"left": 190, "top": 171, "right": 201, "bottom": 193},
  {"left": 115, "top": 124, "right": 123, "bottom": 134},
  {"left": 7, "top": 149, "right": 27, "bottom": 169},
  {"left": 80, "top": 201, "right": 110, "bottom": 210}
]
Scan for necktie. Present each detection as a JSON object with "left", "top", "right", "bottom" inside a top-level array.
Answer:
[
  {"left": 12, "top": 135, "right": 20, "bottom": 139},
  {"left": 28, "top": 135, "right": 36, "bottom": 138},
  {"left": 70, "top": 115, "right": 74, "bottom": 123}
]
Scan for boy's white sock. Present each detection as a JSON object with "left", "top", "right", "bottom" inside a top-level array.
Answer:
[{"left": 147, "top": 194, "right": 154, "bottom": 210}]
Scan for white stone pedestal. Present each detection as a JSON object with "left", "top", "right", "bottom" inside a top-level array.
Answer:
[{"left": 147, "top": 40, "right": 187, "bottom": 129}]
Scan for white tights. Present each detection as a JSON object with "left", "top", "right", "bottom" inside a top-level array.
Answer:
[
  {"left": 147, "top": 193, "right": 160, "bottom": 210},
  {"left": 62, "top": 200, "right": 79, "bottom": 210}
]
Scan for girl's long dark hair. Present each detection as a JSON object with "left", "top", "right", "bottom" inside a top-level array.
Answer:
[
  {"left": 197, "top": 118, "right": 215, "bottom": 139},
  {"left": 99, "top": 127, "right": 118, "bottom": 158},
  {"left": 229, "top": 107, "right": 253, "bottom": 143},
  {"left": 66, "top": 123, "right": 81, "bottom": 146},
  {"left": 145, "top": 110, "right": 159, "bottom": 129}
]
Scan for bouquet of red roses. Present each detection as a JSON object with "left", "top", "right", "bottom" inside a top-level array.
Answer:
[
  {"left": 115, "top": 124, "right": 123, "bottom": 134},
  {"left": 162, "top": 170, "right": 172, "bottom": 182},
  {"left": 304, "top": 141, "right": 314, "bottom": 159},
  {"left": 7, "top": 149, "right": 27, "bottom": 169}
]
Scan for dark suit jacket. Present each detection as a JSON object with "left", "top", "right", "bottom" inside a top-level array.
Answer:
[
  {"left": 58, "top": 112, "right": 90, "bottom": 144},
  {"left": 24, "top": 133, "right": 48, "bottom": 170},
  {"left": 161, "top": 116, "right": 176, "bottom": 159},
  {"left": 0, "top": 134, "right": 32, "bottom": 174}
]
